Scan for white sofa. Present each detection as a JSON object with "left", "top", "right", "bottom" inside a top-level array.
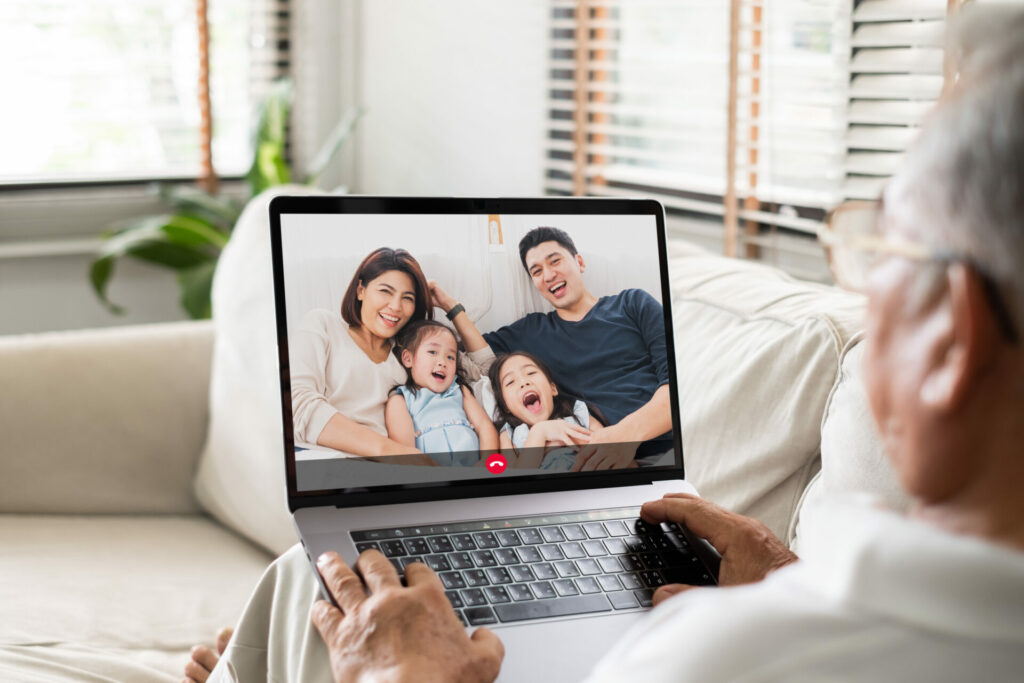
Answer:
[{"left": 0, "top": 234, "right": 906, "bottom": 681}]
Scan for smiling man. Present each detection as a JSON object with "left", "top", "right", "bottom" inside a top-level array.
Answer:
[{"left": 436, "top": 226, "right": 673, "bottom": 470}]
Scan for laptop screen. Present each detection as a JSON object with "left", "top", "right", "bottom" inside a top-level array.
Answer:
[{"left": 270, "top": 197, "right": 683, "bottom": 506}]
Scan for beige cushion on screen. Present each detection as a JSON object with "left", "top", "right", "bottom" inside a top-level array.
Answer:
[
  {"left": 0, "top": 321, "right": 212, "bottom": 515},
  {"left": 666, "top": 241, "right": 866, "bottom": 539},
  {"left": 193, "top": 185, "right": 323, "bottom": 556},
  {"left": 0, "top": 514, "right": 270, "bottom": 681}
]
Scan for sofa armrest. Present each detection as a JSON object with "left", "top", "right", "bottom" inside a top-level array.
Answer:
[{"left": 0, "top": 320, "right": 214, "bottom": 514}]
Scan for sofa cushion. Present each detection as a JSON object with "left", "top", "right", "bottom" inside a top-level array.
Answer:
[
  {"left": 0, "top": 514, "right": 271, "bottom": 681},
  {"left": 666, "top": 241, "right": 868, "bottom": 539},
  {"left": 0, "top": 321, "right": 213, "bottom": 515},
  {"left": 192, "top": 186, "right": 321, "bottom": 555}
]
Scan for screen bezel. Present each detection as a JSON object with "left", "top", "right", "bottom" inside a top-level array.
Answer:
[{"left": 269, "top": 196, "right": 683, "bottom": 512}]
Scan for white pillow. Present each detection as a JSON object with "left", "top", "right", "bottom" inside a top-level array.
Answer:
[{"left": 192, "top": 186, "right": 321, "bottom": 555}]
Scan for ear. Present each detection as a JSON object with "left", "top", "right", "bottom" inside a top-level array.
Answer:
[
  {"left": 919, "top": 263, "right": 997, "bottom": 413},
  {"left": 356, "top": 281, "right": 365, "bottom": 301},
  {"left": 551, "top": 382, "right": 559, "bottom": 397},
  {"left": 401, "top": 349, "right": 414, "bottom": 369},
  {"left": 576, "top": 253, "right": 586, "bottom": 273}
]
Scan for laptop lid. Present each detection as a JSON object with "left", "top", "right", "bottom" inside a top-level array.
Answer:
[{"left": 269, "top": 196, "right": 683, "bottom": 513}]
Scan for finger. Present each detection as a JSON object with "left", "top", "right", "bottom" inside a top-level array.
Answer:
[
  {"left": 570, "top": 447, "right": 597, "bottom": 472},
  {"left": 639, "top": 496, "right": 731, "bottom": 552},
  {"left": 215, "top": 628, "right": 233, "bottom": 655},
  {"left": 317, "top": 552, "right": 368, "bottom": 612},
  {"left": 652, "top": 583, "right": 693, "bottom": 606},
  {"left": 403, "top": 561, "right": 444, "bottom": 591},
  {"left": 310, "top": 599, "right": 344, "bottom": 641},
  {"left": 470, "top": 626, "right": 506, "bottom": 665},
  {"left": 184, "top": 658, "right": 212, "bottom": 683},
  {"left": 355, "top": 549, "right": 402, "bottom": 593},
  {"left": 581, "top": 450, "right": 607, "bottom": 471},
  {"left": 189, "top": 645, "right": 218, "bottom": 674}
]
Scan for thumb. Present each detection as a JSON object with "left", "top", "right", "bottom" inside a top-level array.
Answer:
[
  {"left": 470, "top": 626, "right": 506, "bottom": 664},
  {"left": 652, "top": 583, "right": 692, "bottom": 606},
  {"left": 215, "top": 627, "right": 234, "bottom": 655},
  {"left": 310, "top": 600, "right": 344, "bottom": 639}
]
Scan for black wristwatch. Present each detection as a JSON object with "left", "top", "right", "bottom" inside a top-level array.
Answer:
[{"left": 446, "top": 303, "right": 465, "bottom": 320}]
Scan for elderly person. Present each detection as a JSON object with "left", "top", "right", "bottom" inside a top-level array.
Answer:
[{"left": 193, "top": 18, "right": 1024, "bottom": 683}]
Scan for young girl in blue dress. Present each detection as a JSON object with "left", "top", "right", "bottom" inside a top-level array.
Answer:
[
  {"left": 488, "top": 351, "right": 605, "bottom": 471},
  {"left": 385, "top": 320, "right": 498, "bottom": 466}
]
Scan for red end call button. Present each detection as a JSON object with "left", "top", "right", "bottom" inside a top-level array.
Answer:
[{"left": 485, "top": 453, "right": 507, "bottom": 474}]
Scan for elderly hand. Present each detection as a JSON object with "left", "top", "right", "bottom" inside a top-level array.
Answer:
[
  {"left": 311, "top": 550, "right": 504, "bottom": 683},
  {"left": 640, "top": 493, "right": 797, "bottom": 605},
  {"left": 569, "top": 426, "right": 638, "bottom": 471}
]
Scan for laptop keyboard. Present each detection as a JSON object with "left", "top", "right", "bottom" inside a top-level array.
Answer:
[{"left": 350, "top": 507, "right": 716, "bottom": 627}]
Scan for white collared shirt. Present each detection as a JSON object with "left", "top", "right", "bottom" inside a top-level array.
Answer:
[{"left": 586, "top": 498, "right": 1024, "bottom": 682}]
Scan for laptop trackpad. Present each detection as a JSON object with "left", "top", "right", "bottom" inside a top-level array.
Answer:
[{"left": 494, "top": 611, "right": 644, "bottom": 681}]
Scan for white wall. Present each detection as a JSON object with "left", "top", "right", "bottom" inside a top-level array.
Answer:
[{"left": 353, "top": 0, "right": 549, "bottom": 195}]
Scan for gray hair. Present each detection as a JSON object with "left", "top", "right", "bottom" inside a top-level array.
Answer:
[{"left": 887, "top": 6, "right": 1024, "bottom": 334}]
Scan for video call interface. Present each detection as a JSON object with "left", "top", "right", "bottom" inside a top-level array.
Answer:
[{"left": 280, "top": 211, "right": 678, "bottom": 493}]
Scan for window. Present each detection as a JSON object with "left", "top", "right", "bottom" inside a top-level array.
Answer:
[{"left": 0, "top": 0, "right": 290, "bottom": 184}]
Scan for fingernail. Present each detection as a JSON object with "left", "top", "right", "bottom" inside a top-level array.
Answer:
[{"left": 317, "top": 553, "right": 331, "bottom": 567}]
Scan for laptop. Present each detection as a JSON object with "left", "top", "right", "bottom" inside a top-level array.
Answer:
[{"left": 268, "top": 196, "right": 719, "bottom": 681}]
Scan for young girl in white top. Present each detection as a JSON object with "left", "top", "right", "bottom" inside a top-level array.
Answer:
[
  {"left": 488, "top": 351, "right": 605, "bottom": 471},
  {"left": 385, "top": 320, "right": 498, "bottom": 466}
]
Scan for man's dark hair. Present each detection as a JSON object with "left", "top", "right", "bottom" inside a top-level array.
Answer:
[{"left": 518, "top": 227, "right": 578, "bottom": 272}]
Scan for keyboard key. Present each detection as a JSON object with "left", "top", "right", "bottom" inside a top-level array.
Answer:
[
  {"left": 604, "top": 521, "right": 630, "bottom": 537},
  {"left": 634, "top": 519, "right": 661, "bottom": 536},
  {"left": 440, "top": 571, "right": 467, "bottom": 589},
  {"left": 540, "top": 526, "right": 565, "bottom": 543},
  {"left": 539, "top": 544, "right": 564, "bottom": 561},
  {"left": 485, "top": 586, "right": 512, "bottom": 604},
  {"left": 598, "top": 556, "right": 624, "bottom": 573},
  {"left": 624, "top": 536, "right": 651, "bottom": 553},
  {"left": 517, "top": 528, "right": 544, "bottom": 545},
  {"left": 399, "top": 557, "right": 420, "bottom": 569},
  {"left": 553, "top": 579, "right": 579, "bottom": 596},
  {"left": 485, "top": 567, "right": 513, "bottom": 585},
  {"left": 533, "top": 563, "right": 557, "bottom": 580},
  {"left": 661, "top": 549, "right": 695, "bottom": 567},
  {"left": 576, "top": 559, "right": 601, "bottom": 575},
  {"left": 634, "top": 589, "right": 655, "bottom": 607},
  {"left": 509, "top": 565, "right": 535, "bottom": 583},
  {"left": 508, "top": 583, "right": 534, "bottom": 601},
  {"left": 465, "top": 606, "right": 498, "bottom": 625},
  {"left": 494, "top": 548, "right": 519, "bottom": 565},
  {"left": 495, "top": 530, "right": 521, "bottom": 547},
  {"left": 381, "top": 540, "right": 407, "bottom": 557},
  {"left": 455, "top": 609, "right": 467, "bottom": 626},
  {"left": 471, "top": 550, "right": 497, "bottom": 568},
  {"left": 460, "top": 588, "right": 487, "bottom": 607},
  {"left": 464, "top": 570, "right": 490, "bottom": 587},
  {"left": 608, "top": 591, "right": 640, "bottom": 610},
  {"left": 389, "top": 558, "right": 402, "bottom": 572},
  {"left": 448, "top": 551, "right": 474, "bottom": 570},
  {"left": 403, "top": 538, "right": 430, "bottom": 555},
  {"left": 598, "top": 574, "right": 622, "bottom": 592},
  {"left": 474, "top": 532, "right": 499, "bottom": 549},
  {"left": 621, "top": 554, "right": 645, "bottom": 572},
  {"left": 641, "top": 570, "right": 665, "bottom": 588},
  {"left": 428, "top": 536, "right": 454, "bottom": 553},
  {"left": 530, "top": 581, "right": 557, "bottom": 599},
  {"left": 575, "top": 577, "right": 602, "bottom": 594},
  {"left": 583, "top": 540, "right": 607, "bottom": 557},
  {"left": 620, "top": 573, "right": 643, "bottom": 590},
  {"left": 355, "top": 541, "right": 380, "bottom": 553},
  {"left": 604, "top": 538, "right": 628, "bottom": 555},
  {"left": 516, "top": 546, "right": 543, "bottom": 564},
  {"left": 445, "top": 590, "right": 464, "bottom": 608},
  {"left": 555, "top": 561, "right": 580, "bottom": 578},
  {"left": 664, "top": 567, "right": 715, "bottom": 586},
  {"left": 583, "top": 522, "right": 607, "bottom": 539},
  {"left": 561, "top": 542, "right": 586, "bottom": 559},
  {"left": 493, "top": 594, "right": 612, "bottom": 623},
  {"left": 425, "top": 554, "right": 451, "bottom": 572},
  {"left": 451, "top": 534, "right": 477, "bottom": 551},
  {"left": 641, "top": 552, "right": 665, "bottom": 569},
  {"left": 562, "top": 524, "right": 586, "bottom": 541}
]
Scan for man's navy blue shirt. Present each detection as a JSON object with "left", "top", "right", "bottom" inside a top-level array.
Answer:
[{"left": 483, "top": 288, "right": 670, "bottom": 428}]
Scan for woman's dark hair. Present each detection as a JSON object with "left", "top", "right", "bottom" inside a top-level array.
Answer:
[
  {"left": 340, "top": 247, "right": 432, "bottom": 328},
  {"left": 488, "top": 351, "right": 605, "bottom": 430},
  {"left": 391, "top": 320, "right": 467, "bottom": 396}
]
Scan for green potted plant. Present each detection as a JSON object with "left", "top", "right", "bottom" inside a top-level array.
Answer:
[{"left": 89, "top": 80, "right": 362, "bottom": 319}]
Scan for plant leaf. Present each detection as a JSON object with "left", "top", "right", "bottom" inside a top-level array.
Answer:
[
  {"left": 89, "top": 255, "right": 124, "bottom": 315},
  {"left": 159, "top": 214, "right": 230, "bottom": 250},
  {"left": 158, "top": 184, "right": 242, "bottom": 229},
  {"left": 178, "top": 261, "right": 217, "bottom": 319},
  {"left": 246, "top": 79, "right": 293, "bottom": 195}
]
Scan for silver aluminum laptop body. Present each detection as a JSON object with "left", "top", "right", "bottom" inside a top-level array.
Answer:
[{"left": 269, "top": 196, "right": 711, "bottom": 682}]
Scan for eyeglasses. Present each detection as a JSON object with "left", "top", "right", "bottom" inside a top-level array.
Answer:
[{"left": 818, "top": 200, "right": 1019, "bottom": 345}]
